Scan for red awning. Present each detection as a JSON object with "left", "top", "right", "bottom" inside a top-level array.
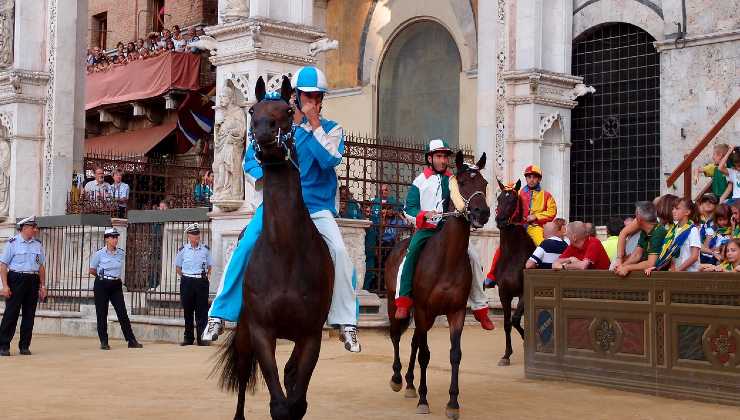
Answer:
[
  {"left": 86, "top": 52, "right": 201, "bottom": 110},
  {"left": 85, "top": 119, "right": 177, "bottom": 155}
]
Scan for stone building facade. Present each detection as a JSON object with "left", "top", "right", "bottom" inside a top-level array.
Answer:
[{"left": 88, "top": 0, "right": 218, "bottom": 49}]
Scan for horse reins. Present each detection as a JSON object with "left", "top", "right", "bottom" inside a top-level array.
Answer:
[{"left": 429, "top": 187, "right": 487, "bottom": 227}]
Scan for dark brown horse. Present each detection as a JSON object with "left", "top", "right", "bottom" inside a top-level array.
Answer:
[
  {"left": 493, "top": 180, "right": 535, "bottom": 366},
  {"left": 215, "top": 76, "right": 334, "bottom": 420},
  {"left": 385, "top": 151, "right": 490, "bottom": 419}
]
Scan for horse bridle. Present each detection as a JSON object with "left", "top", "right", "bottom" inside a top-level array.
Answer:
[
  {"left": 495, "top": 180, "right": 523, "bottom": 227},
  {"left": 430, "top": 169, "right": 487, "bottom": 227},
  {"left": 249, "top": 98, "right": 299, "bottom": 170}
]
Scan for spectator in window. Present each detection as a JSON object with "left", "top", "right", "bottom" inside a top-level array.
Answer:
[
  {"left": 525, "top": 222, "right": 568, "bottom": 269},
  {"left": 158, "top": 200, "right": 170, "bottom": 211},
  {"left": 136, "top": 38, "right": 146, "bottom": 51},
  {"left": 601, "top": 217, "right": 623, "bottom": 262},
  {"left": 553, "top": 221, "right": 610, "bottom": 270},
  {"left": 614, "top": 201, "right": 665, "bottom": 276},
  {"left": 109, "top": 169, "right": 129, "bottom": 219},
  {"left": 172, "top": 25, "right": 186, "bottom": 51},
  {"left": 147, "top": 32, "right": 161, "bottom": 51},
  {"left": 194, "top": 170, "right": 214, "bottom": 207},
  {"left": 126, "top": 41, "right": 136, "bottom": 56},
  {"left": 84, "top": 167, "right": 110, "bottom": 201},
  {"left": 158, "top": 29, "right": 172, "bottom": 48},
  {"left": 647, "top": 197, "right": 701, "bottom": 274},
  {"left": 86, "top": 48, "right": 96, "bottom": 66},
  {"left": 138, "top": 47, "right": 150, "bottom": 59},
  {"left": 165, "top": 39, "right": 176, "bottom": 52},
  {"left": 338, "top": 186, "right": 363, "bottom": 220},
  {"left": 114, "top": 42, "right": 125, "bottom": 60},
  {"left": 186, "top": 26, "right": 201, "bottom": 53}
]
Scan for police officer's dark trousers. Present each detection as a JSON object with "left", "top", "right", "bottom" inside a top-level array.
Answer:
[
  {"left": 94, "top": 277, "right": 136, "bottom": 344},
  {"left": 180, "top": 275, "right": 209, "bottom": 343},
  {"left": 0, "top": 272, "right": 40, "bottom": 351}
]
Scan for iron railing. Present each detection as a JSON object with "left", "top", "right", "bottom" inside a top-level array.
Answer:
[
  {"left": 68, "top": 152, "right": 213, "bottom": 216},
  {"left": 338, "top": 133, "right": 474, "bottom": 297},
  {"left": 125, "top": 208, "right": 211, "bottom": 318},
  {"left": 35, "top": 215, "right": 112, "bottom": 312}
]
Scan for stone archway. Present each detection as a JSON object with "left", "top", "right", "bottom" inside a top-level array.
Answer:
[{"left": 377, "top": 20, "right": 462, "bottom": 146}]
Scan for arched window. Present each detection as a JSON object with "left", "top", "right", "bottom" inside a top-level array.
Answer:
[
  {"left": 570, "top": 23, "right": 660, "bottom": 225},
  {"left": 378, "top": 21, "right": 461, "bottom": 146}
]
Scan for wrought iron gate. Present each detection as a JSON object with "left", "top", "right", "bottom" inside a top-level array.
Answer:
[{"left": 570, "top": 23, "right": 661, "bottom": 225}]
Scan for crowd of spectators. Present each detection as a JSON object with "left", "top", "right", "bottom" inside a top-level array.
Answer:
[{"left": 86, "top": 25, "right": 205, "bottom": 74}]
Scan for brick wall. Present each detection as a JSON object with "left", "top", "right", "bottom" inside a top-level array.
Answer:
[{"left": 88, "top": 0, "right": 217, "bottom": 49}]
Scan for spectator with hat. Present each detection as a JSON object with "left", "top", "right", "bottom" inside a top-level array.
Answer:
[
  {"left": 175, "top": 223, "right": 212, "bottom": 346},
  {"left": 0, "top": 216, "right": 46, "bottom": 356},
  {"left": 89, "top": 227, "right": 143, "bottom": 350}
]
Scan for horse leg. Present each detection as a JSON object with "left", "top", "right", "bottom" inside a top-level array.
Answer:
[
  {"left": 512, "top": 295, "right": 525, "bottom": 341},
  {"left": 389, "top": 319, "right": 403, "bottom": 392},
  {"left": 286, "top": 334, "right": 322, "bottom": 420},
  {"left": 404, "top": 330, "right": 419, "bottom": 399},
  {"left": 445, "top": 310, "right": 465, "bottom": 420},
  {"left": 284, "top": 343, "right": 300, "bottom": 396},
  {"left": 235, "top": 376, "right": 247, "bottom": 420},
  {"left": 251, "top": 329, "right": 290, "bottom": 420},
  {"left": 498, "top": 294, "right": 514, "bottom": 366},
  {"left": 416, "top": 329, "right": 431, "bottom": 414}
]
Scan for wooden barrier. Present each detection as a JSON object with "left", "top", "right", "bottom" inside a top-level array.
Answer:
[{"left": 524, "top": 270, "right": 740, "bottom": 406}]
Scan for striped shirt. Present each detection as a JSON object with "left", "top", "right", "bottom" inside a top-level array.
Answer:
[{"left": 528, "top": 236, "right": 568, "bottom": 269}]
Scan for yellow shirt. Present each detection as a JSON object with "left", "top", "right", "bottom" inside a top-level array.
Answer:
[{"left": 601, "top": 236, "right": 618, "bottom": 261}]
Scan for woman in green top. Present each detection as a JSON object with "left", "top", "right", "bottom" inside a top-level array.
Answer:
[{"left": 194, "top": 170, "right": 213, "bottom": 207}]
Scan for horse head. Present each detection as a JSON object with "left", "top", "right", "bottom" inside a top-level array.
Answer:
[
  {"left": 452, "top": 151, "right": 490, "bottom": 229},
  {"left": 250, "top": 75, "right": 294, "bottom": 163},
  {"left": 494, "top": 178, "right": 522, "bottom": 228}
]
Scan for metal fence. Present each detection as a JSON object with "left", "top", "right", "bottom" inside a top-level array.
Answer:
[
  {"left": 125, "top": 208, "right": 211, "bottom": 318},
  {"left": 68, "top": 152, "right": 213, "bottom": 216},
  {"left": 35, "top": 215, "right": 111, "bottom": 312},
  {"left": 338, "top": 133, "right": 474, "bottom": 297}
]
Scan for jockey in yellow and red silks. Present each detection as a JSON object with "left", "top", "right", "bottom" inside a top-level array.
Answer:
[{"left": 485, "top": 164, "right": 557, "bottom": 286}]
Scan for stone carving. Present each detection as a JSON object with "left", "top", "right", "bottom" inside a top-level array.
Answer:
[
  {"left": 308, "top": 38, "right": 339, "bottom": 56},
  {"left": 539, "top": 112, "right": 561, "bottom": 140},
  {"left": 703, "top": 325, "right": 738, "bottom": 367},
  {"left": 43, "top": 0, "right": 58, "bottom": 216},
  {"left": 212, "top": 81, "right": 246, "bottom": 210},
  {"left": 589, "top": 318, "right": 623, "bottom": 354},
  {"left": 564, "top": 83, "right": 596, "bottom": 100},
  {"left": 0, "top": 138, "right": 9, "bottom": 219},
  {"left": 0, "top": 1, "right": 14, "bottom": 68},
  {"left": 220, "top": 0, "right": 248, "bottom": 23}
]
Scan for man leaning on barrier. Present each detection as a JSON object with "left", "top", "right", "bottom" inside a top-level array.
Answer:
[{"left": 0, "top": 217, "right": 47, "bottom": 356}]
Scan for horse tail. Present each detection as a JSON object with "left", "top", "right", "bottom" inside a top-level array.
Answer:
[{"left": 211, "top": 327, "right": 260, "bottom": 394}]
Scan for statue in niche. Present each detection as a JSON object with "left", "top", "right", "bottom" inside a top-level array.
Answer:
[
  {"left": 0, "top": 138, "right": 10, "bottom": 219},
  {"left": 212, "top": 82, "right": 246, "bottom": 205},
  {"left": 220, "top": 0, "right": 249, "bottom": 23},
  {"left": 0, "top": 1, "right": 14, "bottom": 68}
]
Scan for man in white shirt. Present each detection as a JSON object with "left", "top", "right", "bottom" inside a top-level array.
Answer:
[
  {"left": 84, "top": 167, "right": 110, "bottom": 201},
  {"left": 109, "top": 168, "right": 129, "bottom": 218}
]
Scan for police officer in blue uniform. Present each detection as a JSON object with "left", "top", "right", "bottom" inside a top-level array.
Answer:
[
  {"left": 0, "top": 216, "right": 46, "bottom": 356},
  {"left": 175, "top": 223, "right": 212, "bottom": 346},
  {"left": 90, "top": 228, "right": 143, "bottom": 350}
]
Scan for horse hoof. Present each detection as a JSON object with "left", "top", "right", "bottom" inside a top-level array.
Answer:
[
  {"left": 405, "top": 387, "right": 418, "bottom": 399},
  {"left": 446, "top": 407, "right": 460, "bottom": 419},
  {"left": 498, "top": 358, "right": 511, "bottom": 367},
  {"left": 416, "top": 404, "right": 430, "bottom": 415},
  {"left": 390, "top": 379, "right": 402, "bottom": 393}
]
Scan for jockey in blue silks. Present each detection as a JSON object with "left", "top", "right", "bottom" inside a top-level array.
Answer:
[{"left": 202, "top": 66, "right": 361, "bottom": 352}]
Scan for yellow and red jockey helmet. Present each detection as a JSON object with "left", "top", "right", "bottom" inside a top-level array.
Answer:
[{"left": 523, "top": 164, "right": 543, "bottom": 178}]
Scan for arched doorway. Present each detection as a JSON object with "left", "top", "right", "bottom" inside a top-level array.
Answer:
[
  {"left": 378, "top": 20, "right": 461, "bottom": 146},
  {"left": 570, "top": 23, "right": 660, "bottom": 225}
]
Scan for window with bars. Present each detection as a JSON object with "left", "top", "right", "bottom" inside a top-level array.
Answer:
[{"left": 570, "top": 23, "right": 661, "bottom": 226}]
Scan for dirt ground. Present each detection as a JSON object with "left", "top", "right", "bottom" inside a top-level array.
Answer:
[{"left": 1, "top": 327, "right": 739, "bottom": 420}]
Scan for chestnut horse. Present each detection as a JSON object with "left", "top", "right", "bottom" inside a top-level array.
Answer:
[
  {"left": 493, "top": 180, "right": 535, "bottom": 366},
  {"left": 215, "top": 76, "right": 334, "bottom": 420},
  {"left": 385, "top": 151, "right": 490, "bottom": 419}
]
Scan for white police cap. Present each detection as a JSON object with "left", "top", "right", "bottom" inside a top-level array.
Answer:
[
  {"left": 104, "top": 227, "right": 120, "bottom": 237},
  {"left": 185, "top": 223, "right": 200, "bottom": 235},
  {"left": 17, "top": 216, "right": 37, "bottom": 229}
]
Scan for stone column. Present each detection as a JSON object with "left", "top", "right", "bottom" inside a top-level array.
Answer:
[
  {"left": 502, "top": 0, "right": 585, "bottom": 220},
  {"left": 475, "top": 0, "right": 500, "bottom": 189}
]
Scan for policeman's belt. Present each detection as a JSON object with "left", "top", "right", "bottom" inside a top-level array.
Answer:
[
  {"left": 10, "top": 271, "right": 39, "bottom": 275},
  {"left": 100, "top": 275, "right": 122, "bottom": 281},
  {"left": 182, "top": 273, "right": 205, "bottom": 279}
]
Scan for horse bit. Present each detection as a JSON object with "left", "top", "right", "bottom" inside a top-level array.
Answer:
[{"left": 429, "top": 190, "right": 487, "bottom": 227}]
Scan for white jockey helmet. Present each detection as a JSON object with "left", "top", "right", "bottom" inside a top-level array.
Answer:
[{"left": 291, "top": 66, "right": 328, "bottom": 93}]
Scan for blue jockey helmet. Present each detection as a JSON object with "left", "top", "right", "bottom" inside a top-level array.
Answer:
[{"left": 291, "top": 66, "right": 328, "bottom": 93}]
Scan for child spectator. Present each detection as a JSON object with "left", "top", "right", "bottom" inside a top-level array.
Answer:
[
  {"left": 701, "top": 203, "right": 732, "bottom": 264},
  {"left": 553, "top": 221, "right": 610, "bottom": 270},
  {"left": 695, "top": 143, "right": 732, "bottom": 201},
  {"left": 647, "top": 197, "right": 701, "bottom": 274},
  {"left": 697, "top": 193, "right": 719, "bottom": 263},
  {"left": 601, "top": 217, "right": 623, "bottom": 261},
  {"left": 165, "top": 39, "right": 176, "bottom": 51},
  {"left": 525, "top": 222, "right": 568, "bottom": 269},
  {"left": 717, "top": 239, "right": 740, "bottom": 272},
  {"left": 719, "top": 145, "right": 740, "bottom": 204}
]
